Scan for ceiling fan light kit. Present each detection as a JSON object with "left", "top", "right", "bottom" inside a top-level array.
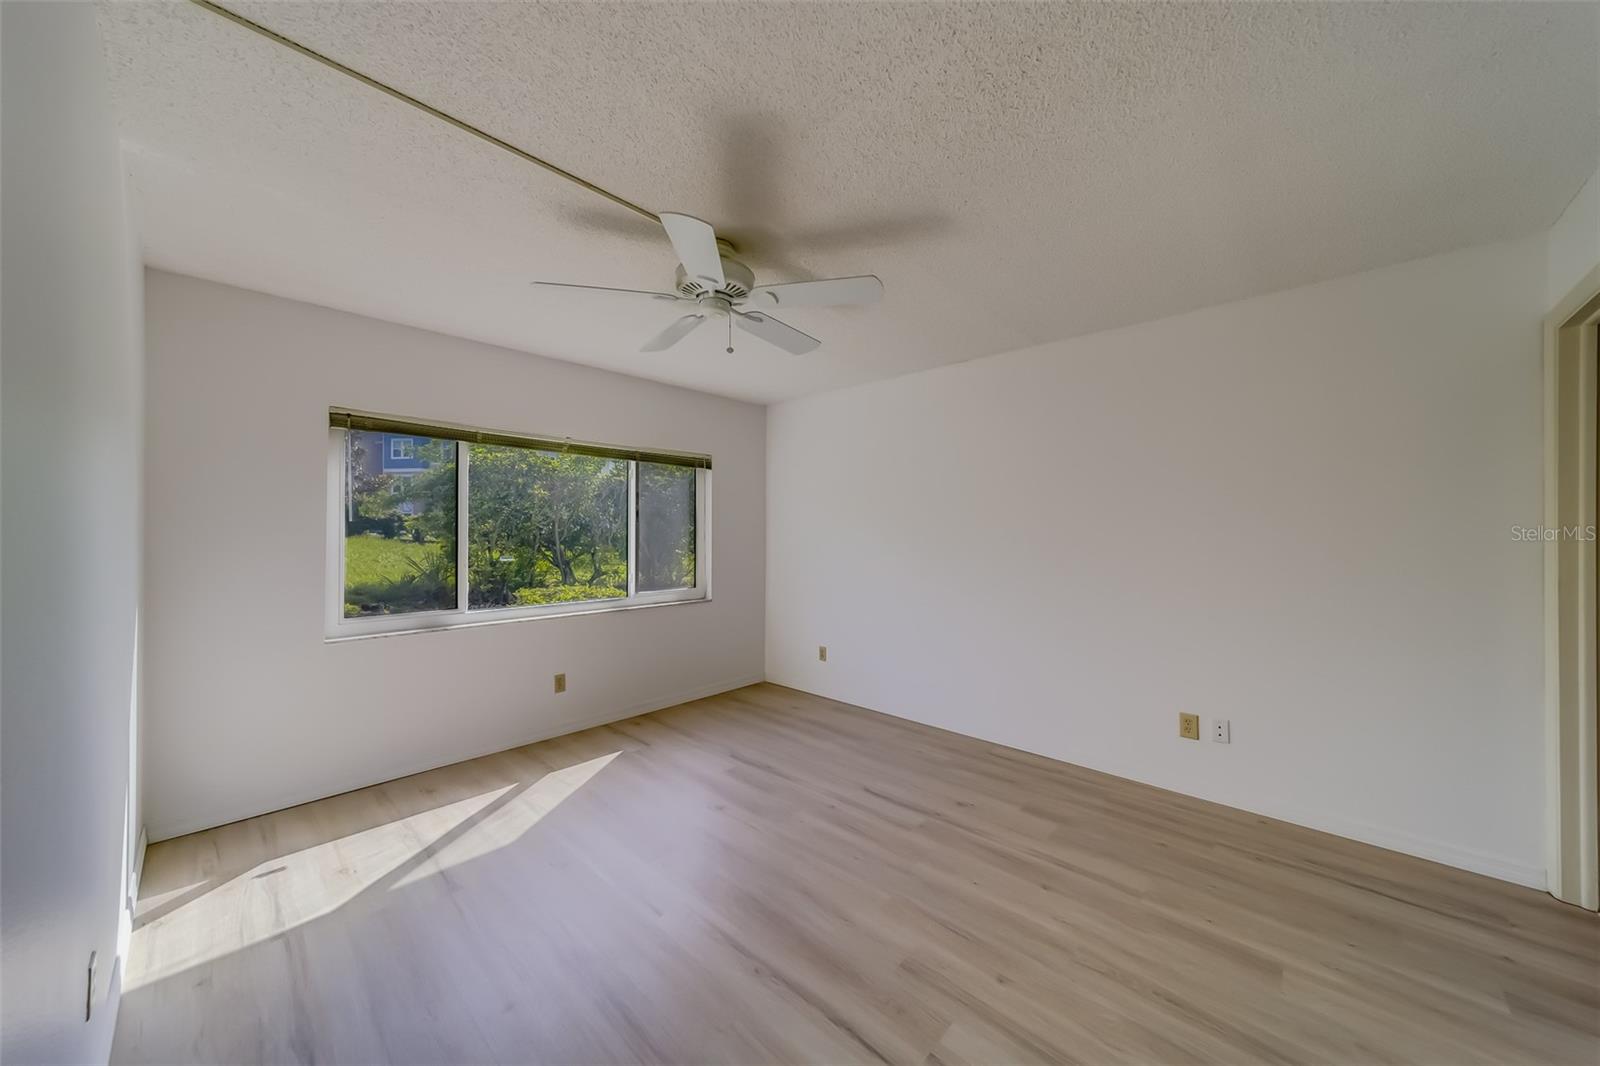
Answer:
[{"left": 534, "top": 212, "right": 883, "bottom": 357}]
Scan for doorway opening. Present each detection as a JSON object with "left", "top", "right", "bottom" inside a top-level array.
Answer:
[{"left": 1545, "top": 267, "right": 1600, "bottom": 910}]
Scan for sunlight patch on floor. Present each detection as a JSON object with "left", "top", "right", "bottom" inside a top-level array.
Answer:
[
  {"left": 124, "top": 752, "right": 620, "bottom": 990},
  {"left": 390, "top": 750, "right": 620, "bottom": 890}
]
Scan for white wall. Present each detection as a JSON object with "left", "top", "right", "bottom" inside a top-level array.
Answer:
[
  {"left": 1, "top": 4, "right": 146, "bottom": 1062},
  {"left": 768, "top": 235, "right": 1550, "bottom": 887},
  {"left": 142, "top": 271, "right": 765, "bottom": 839},
  {"left": 1547, "top": 163, "right": 1599, "bottom": 308}
]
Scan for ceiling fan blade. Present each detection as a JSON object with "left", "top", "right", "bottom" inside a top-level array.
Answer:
[
  {"left": 748, "top": 274, "right": 883, "bottom": 309},
  {"left": 532, "top": 281, "right": 680, "bottom": 302},
  {"left": 659, "top": 212, "right": 726, "bottom": 289},
  {"left": 733, "top": 310, "right": 821, "bottom": 355},
  {"left": 640, "top": 314, "right": 706, "bottom": 352}
]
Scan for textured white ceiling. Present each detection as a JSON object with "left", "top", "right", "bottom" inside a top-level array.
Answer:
[{"left": 99, "top": 1, "right": 1598, "bottom": 403}]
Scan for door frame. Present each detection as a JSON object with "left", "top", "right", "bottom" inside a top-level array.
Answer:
[{"left": 1545, "top": 263, "right": 1600, "bottom": 910}]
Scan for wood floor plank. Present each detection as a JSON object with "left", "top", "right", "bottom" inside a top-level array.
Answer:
[{"left": 113, "top": 683, "right": 1600, "bottom": 1065}]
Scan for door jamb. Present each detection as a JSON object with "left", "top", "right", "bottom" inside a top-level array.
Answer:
[{"left": 1545, "top": 263, "right": 1600, "bottom": 910}]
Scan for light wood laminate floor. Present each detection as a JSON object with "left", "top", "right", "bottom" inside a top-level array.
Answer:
[{"left": 113, "top": 684, "right": 1599, "bottom": 1065}]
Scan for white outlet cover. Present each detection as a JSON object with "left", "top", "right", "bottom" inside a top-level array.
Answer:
[{"left": 1213, "top": 719, "right": 1231, "bottom": 743}]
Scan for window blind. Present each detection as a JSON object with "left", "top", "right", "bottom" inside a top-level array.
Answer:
[{"left": 329, "top": 408, "right": 712, "bottom": 470}]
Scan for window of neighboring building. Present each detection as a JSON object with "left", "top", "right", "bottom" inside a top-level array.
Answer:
[{"left": 328, "top": 412, "right": 709, "bottom": 636}]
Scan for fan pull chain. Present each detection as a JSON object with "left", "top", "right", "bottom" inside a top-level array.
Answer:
[{"left": 726, "top": 317, "right": 734, "bottom": 354}]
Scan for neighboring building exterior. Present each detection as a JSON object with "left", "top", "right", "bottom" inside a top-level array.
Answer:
[
  {"left": 355, "top": 432, "right": 437, "bottom": 476},
  {"left": 351, "top": 432, "right": 451, "bottom": 518}
]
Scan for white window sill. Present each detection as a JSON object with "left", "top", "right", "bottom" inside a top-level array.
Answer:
[{"left": 326, "top": 594, "right": 710, "bottom": 643}]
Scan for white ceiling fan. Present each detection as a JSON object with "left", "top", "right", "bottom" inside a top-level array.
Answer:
[{"left": 533, "top": 212, "right": 883, "bottom": 355}]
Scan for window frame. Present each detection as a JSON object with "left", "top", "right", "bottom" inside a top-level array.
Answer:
[{"left": 325, "top": 427, "right": 710, "bottom": 639}]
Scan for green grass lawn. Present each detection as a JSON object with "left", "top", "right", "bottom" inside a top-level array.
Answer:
[{"left": 344, "top": 535, "right": 442, "bottom": 587}]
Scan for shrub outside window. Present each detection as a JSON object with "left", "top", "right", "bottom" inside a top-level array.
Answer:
[{"left": 466, "top": 445, "right": 628, "bottom": 609}]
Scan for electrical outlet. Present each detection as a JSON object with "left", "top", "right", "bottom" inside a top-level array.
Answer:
[
  {"left": 1213, "top": 719, "right": 1230, "bottom": 743},
  {"left": 1178, "top": 713, "right": 1200, "bottom": 741},
  {"left": 818, "top": 645, "right": 827, "bottom": 662},
  {"left": 553, "top": 673, "right": 566, "bottom": 694}
]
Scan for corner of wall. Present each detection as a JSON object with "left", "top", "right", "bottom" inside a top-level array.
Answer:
[
  {"left": 1, "top": 3, "right": 145, "bottom": 1062},
  {"left": 1547, "top": 164, "right": 1600, "bottom": 310},
  {"left": 763, "top": 235, "right": 1552, "bottom": 888}
]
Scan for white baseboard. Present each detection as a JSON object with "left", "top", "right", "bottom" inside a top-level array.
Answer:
[
  {"left": 1229, "top": 803, "right": 1545, "bottom": 889},
  {"left": 129, "top": 826, "right": 148, "bottom": 908},
  {"left": 545, "top": 674, "right": 768, "bottom": 739},
  {"left": 769, "top": 678, "right": 1547, "bottom": 892},
  {"left": 1044, "top": 743, "right": 1547, "bottom": 889},
  {"left": 151, "top": 672, "right": 1544, "bottom": 892},
  {"left": 149, "top": 675, "right": 766, "bottom": 841}
]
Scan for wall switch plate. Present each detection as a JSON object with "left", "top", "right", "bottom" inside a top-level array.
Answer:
[
  {"left": 553, "top": 673, "right": 566, "bottom": 694},
  {"left": 1179, "top": 713, "right": 1200, "bottom": 740},
  {"left": 1213, "top": 719, "right": 1231, "bottom": 743},
  {"left": 818, "top": 645, "right": 827, "bottom": 662}
]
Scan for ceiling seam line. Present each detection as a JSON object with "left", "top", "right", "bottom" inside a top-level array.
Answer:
[{"left": 184, "top": 0, "right": 660, "bottom": 225}]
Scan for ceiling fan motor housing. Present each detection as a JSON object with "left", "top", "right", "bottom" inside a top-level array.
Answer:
[
  {"left": 675, "top": 259, "right": 754, "bottom": 303},
  {"left": 533, "top": 211, "right": 875, "bottom": 355}
]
